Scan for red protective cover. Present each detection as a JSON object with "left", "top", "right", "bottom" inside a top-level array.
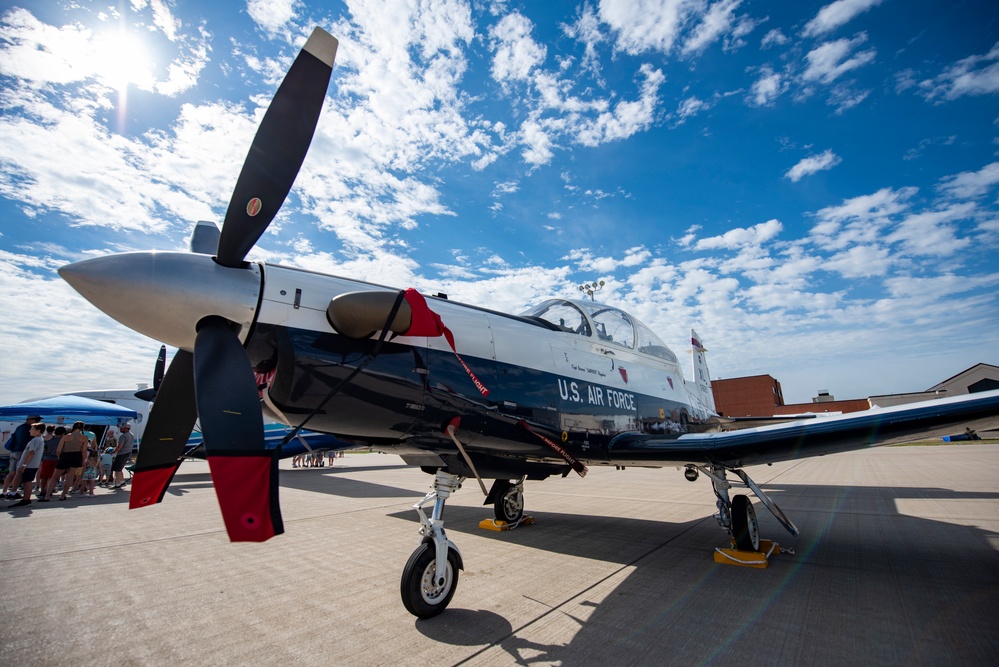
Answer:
[
  {"left": 129, "top": 463, "right": 181, "bottom": 509},
  {"left": 208, "top": 455, "right": 283, "bottom": 542}
]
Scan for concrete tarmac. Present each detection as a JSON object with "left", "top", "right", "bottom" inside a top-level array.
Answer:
[{"left": 2, "top": 444, "right": 998, "bottom": 666}]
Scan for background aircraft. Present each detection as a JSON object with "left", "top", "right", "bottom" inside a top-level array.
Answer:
[
  {"left": 1, "top": 345, "right": 351, "bottom": 461},
  {"left": 58, "top": 28, "right": 999, "bottom": 618}
]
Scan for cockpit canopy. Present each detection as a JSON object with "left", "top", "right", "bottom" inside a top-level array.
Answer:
[{"left": 520, "top": 299, "right": 678, "bottom": 363}]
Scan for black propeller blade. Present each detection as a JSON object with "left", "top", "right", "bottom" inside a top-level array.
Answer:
[
  {"left": 194, "top": 316, "right": 283, "bottom": 541},
  {"left": 215, "top": 28, "right": 338, "bottom": 267},
  {"left": 129, "top": 350, "right": 199, "bottom": 508},
  {"left": 134, "top": 345, "right": 168, "bottom": 401},
  {"left": 126, "top": 29, "right": 338, "bottom": 543}
]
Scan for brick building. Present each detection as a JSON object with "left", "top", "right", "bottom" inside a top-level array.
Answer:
[{"left": 712, "top": 375, "right": 868, "bottom": 417}]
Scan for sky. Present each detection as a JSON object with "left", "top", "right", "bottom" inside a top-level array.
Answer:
[{"left": 0, "top": 0, "right": 997, "bottom": 406}]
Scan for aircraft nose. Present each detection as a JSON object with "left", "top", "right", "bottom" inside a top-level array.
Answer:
[{"left": 59, "top": 252, "right": 262, "bottom": 350}]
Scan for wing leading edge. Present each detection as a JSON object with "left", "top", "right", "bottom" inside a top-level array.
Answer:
[{"left": 607, "top": 389, "right": 999, "bottom": 467}]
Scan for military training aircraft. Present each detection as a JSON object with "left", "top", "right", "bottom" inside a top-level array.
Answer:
[{"left": 58, "top": 27, "right": 999, "bottom": 618}]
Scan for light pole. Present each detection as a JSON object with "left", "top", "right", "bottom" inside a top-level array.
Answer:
[{"left": 577, "top": 280, "right": 605, "bottom": 301}]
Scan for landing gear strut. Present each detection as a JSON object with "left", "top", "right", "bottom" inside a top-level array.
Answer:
[
  {"left": 695, "top": 465, "right": 798, "bottom": 551},
  {"left": 401, "top": 470, "right": 465, "bottom": 618}
]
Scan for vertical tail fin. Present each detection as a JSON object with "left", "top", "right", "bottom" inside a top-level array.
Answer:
[{"left": 687, "top": 329, "right": 716, "bottom": 413}]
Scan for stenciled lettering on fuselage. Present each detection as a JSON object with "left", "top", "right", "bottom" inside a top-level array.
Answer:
[{"left": 557, "top": 377, "right": 636, "bottom": 411}]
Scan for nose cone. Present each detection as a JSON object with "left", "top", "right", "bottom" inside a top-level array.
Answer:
[{"left": 60, "top": 252, "right": 262, "bottom": 350}]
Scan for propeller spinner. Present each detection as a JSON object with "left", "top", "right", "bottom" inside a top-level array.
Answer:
[{"left": 59, "top": 28, "right": 339, "bottom": 542}]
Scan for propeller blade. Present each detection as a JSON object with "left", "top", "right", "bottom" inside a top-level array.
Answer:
[
  {"left": 194, "top": 316, "right": 283, "bottom": 542},
  {"left": 133, "top": 345, "right": 169, "bottom": 401},
  {"left": 215, "top": 28, "right": 338, "bottom": 267},
  {"left": 153, "top": 345, "right": 167, "bottom": 390},
  {"left": 129, "top": 350, "right": 198, "bottom": 509}
]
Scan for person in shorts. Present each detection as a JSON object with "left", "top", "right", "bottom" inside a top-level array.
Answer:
[
  {"left": 8, "top": 422, "right": 45, "bottom": 508},
  {"left": 99, "top": 445, "right": 115, "bottom": 487},
  {"left": 36, "top": 425, "right": 63, "bottom": 499},
  {"left": 3, "top": 415, "right": 41, "bottom": 499},
  {"left": 111, "top": 423, "right": 134, "bottom": 489}
]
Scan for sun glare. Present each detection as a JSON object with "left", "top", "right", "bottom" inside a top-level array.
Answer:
[
  {"left": 93, "top": 29, "right": 154, "bottom": 93},
  {"left": 88, "top": 26, "right": 155, "bottom": 133}
]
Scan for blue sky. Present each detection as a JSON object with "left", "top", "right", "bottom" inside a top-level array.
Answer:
[{"left": 0, "top": 0, "right": 997, "bottom": 405}]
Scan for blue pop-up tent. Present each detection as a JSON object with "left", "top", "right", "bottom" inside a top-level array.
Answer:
[{"left": 0, "top": 395, "right": 138, "bottom": 422}]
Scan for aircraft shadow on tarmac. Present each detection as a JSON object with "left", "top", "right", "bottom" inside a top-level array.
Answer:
[
  {"left": 403, "top": 484, "right": 999, "bottom": 666},
  {"left": 276, "top": 465, "right": 422, "bottom": 499}
]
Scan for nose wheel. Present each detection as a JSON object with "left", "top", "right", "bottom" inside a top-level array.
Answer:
[
  {"left": 402, "top": 470, "right": 465, "bottom": 618},
  {"left": 400, "top": 540, "right": 461, "bottom": 618}
]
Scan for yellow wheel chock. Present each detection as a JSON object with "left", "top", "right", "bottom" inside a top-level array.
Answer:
[
  {"left": 714, "top": 539, "right": 781, "bottom": 569},
  {"left": 478, "top": 516, "right": 534, "bottom": 532}
]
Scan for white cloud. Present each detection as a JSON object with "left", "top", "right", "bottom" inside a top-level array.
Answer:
[
  {"left": 694, "top": 219, "right": 783, "bottom": 250},
  {"left": 748, "top": 66, "right": 785, "bottom": 106},
  {"left": 247, "top": 0, "right": 298, "bottom": 36},
  {"left": 802, "top": 0, "right": 883, "bottom": 38},
  {"left": 937, "top": 162, "right": 999, "bottom": 200},
  {"left": 809, "top": 186, "right": 917, "bottom": 250},
  {"left": 489, "top": 11, "right": 546, "bottom": 83},
  {"left": 562, "top": 4, "right": 605, "bottom": 78},
  {"left": 760, "top": 28, "right": 789, "bottom": 49},
  {"left": 491, "top": 180, "right": 519, "bottom": 197},
  {"left": 886, "top": 203, "right": 976, "bottom": 257},
  {"left": 148, "top": 0, "right": 181, "bottom": 41},
  {"left": 920, "top": 42, "right": 999, "bottom": 101},
  {"left": 673, "top": 95, "right": 709, "bottom": 125},
  {"left": 822, "top": 244, "right": 891, "bottom": 278},
  {"left": 827, "top": 83, "right": 870, "bottom": 113},
  {"left": 802, "top": 33, "right": 876, "bottom": 84},
  {"left": 784, "top": 149, "right": 842, "bottom": 182},
  {"left": 598, "top": 0, "right": 696, "bottom": 55},
  {"left": 681, "top": 0, "right": 742, "bottom": 56}
]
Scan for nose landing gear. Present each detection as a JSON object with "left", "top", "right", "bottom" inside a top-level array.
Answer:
[{"left": 401, "top": 470, "right": 465, "bottom": 618}]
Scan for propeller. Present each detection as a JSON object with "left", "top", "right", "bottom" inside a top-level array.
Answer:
[
  {"left": 124, "top": 27, "right": 339, "bottom": 542},
  {"left": 133, "top": 345, "right": 167, "bottom": 401},
  {"left": 216, "top": 29, "right": 339, "bottom": 267}
]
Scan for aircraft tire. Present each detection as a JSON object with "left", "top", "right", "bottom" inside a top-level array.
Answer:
[
  {"left": 400, "top": 540, "right": 460, "bottom": 618},
  {"left": 731, "top": 494, "right": 760, "bottom": 552},
  {"left": 493, "top": 480, "right": 524, "bottom": 524}
]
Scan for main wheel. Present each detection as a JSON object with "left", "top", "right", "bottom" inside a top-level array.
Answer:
[
  {"left": 493, "top": 480, "right": 524, "bottom": 524},
  {"left": 731, "top": 494, "right": 760, "bottom": 552},
  {"left": 400, "top": 540, "right": 460, "bottom": 618}
]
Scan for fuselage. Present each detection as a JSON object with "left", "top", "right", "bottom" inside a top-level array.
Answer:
[
  {"left": 251, "top": 262, "right": 712, "bottom": 466},
  {"left": 59, "top": 251, "right": 713, "bottom": 472}
]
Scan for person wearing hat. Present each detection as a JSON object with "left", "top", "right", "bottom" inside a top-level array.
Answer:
[
  {"left": 111, "top": 423, "right": 134, "bottom": 489},
  {"left": 3, "top": 415, "right": 41, "bottom": 499}
]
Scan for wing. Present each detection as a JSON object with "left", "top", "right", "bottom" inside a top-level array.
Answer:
[{"left": 607, "top": 389, "right": 999, "bottom": 467}]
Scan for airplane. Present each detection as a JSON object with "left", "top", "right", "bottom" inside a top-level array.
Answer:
[{"left": 56, "top": 27, "right": 999, "bottom": 619}]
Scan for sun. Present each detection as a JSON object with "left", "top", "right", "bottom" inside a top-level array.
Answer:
[{"left": 92, "top": 28, "right": 155, "bottom": 94}]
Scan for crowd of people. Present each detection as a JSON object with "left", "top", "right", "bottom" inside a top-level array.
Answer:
[
  {"left": 292, "top": 450, "right": 340, "bottom": 467},
  {"left": 2, "top": 415, "right": 135, "bottom": 509}
]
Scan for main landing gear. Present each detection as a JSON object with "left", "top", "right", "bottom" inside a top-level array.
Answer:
[
  {"left": 487, "top": 477, "right": 526, "bottom": 524},
  {"left": 685, "top": 464, "right": 798, "bottom": 559},
  {"left": 401, "top": 470, "right": 465, "bottom": 618}
]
